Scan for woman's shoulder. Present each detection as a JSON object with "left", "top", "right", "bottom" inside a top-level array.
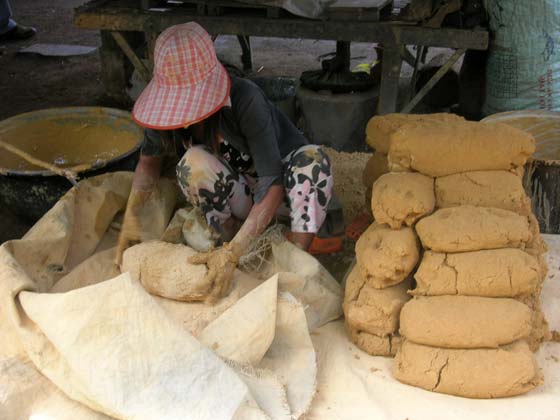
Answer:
[{"left": 230, "top": 76, "right": 266, "bottom": 105}]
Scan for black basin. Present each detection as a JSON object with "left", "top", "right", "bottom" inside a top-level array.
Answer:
[{"left": 0, "top": 107, "right": 143, "bottom": 220}]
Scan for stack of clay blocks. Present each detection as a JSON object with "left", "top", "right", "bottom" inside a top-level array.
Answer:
[{"left": 358, "top": 114, "right": 547, "bottom": 398}]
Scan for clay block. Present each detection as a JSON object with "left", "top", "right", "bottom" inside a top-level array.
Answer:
[
  {"left": 365, "top": 113, "right": 464, "bottom": 154},
  {"left": 362, "top": 152, "right": 388, "bottom": 188},
  {"left": 346, "top": 322, "right": 402, "bottom": 357},
  {"left": 344, "top": 265, "right": 411, "bottom": 336},
  {"left": 371, "top": 172, "right": 435, "bottom": 229},
  {"left": 415, "top": 206, "right": 531, "bottom": 252},
  {"left": 400, "top": 296, "right": 532, "bottom": 348},
  {"left": 394, "top": 340, "right": 542, "bottom": 398},
  {"left": 413, "top": 249, "right": 541, "bottom": 297},
  {"left": 388, "top": 120, "right": 535, "bottom": 177},
  {"left": 355, "top": 223, "right": 419, "bottom": 289},
  {"left": 517, "top": 293, "right": 552, "bottom": 352},
  {"left": 435, "top": 170, "right": 531, "bottom": 215},
  {"left": 122, "top": 241, "right": 210, "bottom": 302}
]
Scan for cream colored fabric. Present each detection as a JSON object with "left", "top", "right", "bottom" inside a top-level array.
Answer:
[{"left": 0, "top": 172, "right": 338, "bottom": 419}]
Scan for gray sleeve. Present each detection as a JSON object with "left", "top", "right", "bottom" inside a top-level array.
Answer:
[
  {"left": 141, "top": 128, "right": 175, "bottom": 157},
  {"left": 253, "top": 175, "right": 283, "bottom": 203},
  {"left": 234, "top": 82, "right": 284, "bottom": 202}
]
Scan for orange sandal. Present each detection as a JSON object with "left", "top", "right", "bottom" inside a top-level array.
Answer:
[
  {"left": 308, "top": 235, "right": 343, "bottom": 255},
  {"left": 345, "top": 213, "right": 372, "bottom": 241}
]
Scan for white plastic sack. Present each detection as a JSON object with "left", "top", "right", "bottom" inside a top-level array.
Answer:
[{"left": 237, "top": 0, "right": 336, "bottom": 18}]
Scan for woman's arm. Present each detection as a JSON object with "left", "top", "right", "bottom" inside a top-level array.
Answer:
[
  {"left": 115, "top": 155, "right": 162, "bottom": 264},
  {"left": 229, "top": 184, "right": 284, "bottom": 256},
  {"left": 132, "top": 154, "right": 162, "bottom": 191}
]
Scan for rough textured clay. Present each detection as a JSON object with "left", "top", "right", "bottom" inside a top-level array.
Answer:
[
  {"left": 400, "top": 296, "right": 532, "bottom": 348},
  {"left": 413, "top": 249, "right": 541, "bottom": 297},
  {"left": 518, "top": 293, "right": 552, "bottom": 351},
  {"left": 122, "top": 241, "right": 210, "bottom": 302},
  {"left": 435, "top": 170, "right": 531, "bottom": 215},
  {"left": 344, "top": 265, "right": 411, "bottom": 336},
  {"left": 415, "top": 206, "right": 531, "bottom": 252},
  {"left": 394, "top": 340, "right": 542, "bottom": 398},
  {"left": 365, "top": 113, "right": 464, "bottom": 154},
  {"left": 388, "top": 120, "right": 535, "bottom": 176},
  {"left": 346, "top": 323, "right": 402, "bottom": 357},
  {"left": 371, "top": 172, "right": 435, "bottom": 229},
  {"left": 355, "top": 223, "right": 419, "bottom": 289}
]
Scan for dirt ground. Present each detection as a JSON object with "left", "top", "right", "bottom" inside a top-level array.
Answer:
[{"left": 0, "top": 0, "right": 447, "bottom": 244}]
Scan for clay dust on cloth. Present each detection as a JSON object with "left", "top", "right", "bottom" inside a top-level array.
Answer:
[
  {"left": 0, "top": 172, "right": 343, "bottom": 420},
  {"left": 1, "top": 172, "right": 559, "bottom": 419}
]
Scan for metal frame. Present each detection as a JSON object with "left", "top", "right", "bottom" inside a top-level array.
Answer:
[{"left": 75, "top": 0, "right": 489, "bottom": 113}]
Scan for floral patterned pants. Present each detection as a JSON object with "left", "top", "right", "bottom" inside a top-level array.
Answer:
[{"left": 176, "top": 144, "right": 333, "bottom": 234}]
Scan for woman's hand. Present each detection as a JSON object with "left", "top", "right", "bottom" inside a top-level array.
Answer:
[
  {"left": 115, "top": 155, "right": 162, "bottom": 264},
  {"left": 189, "top": 185, "right": 284, "bottom": 304},
  {"left": 188, "top": 242, "right": 240, "bottom": 304}
]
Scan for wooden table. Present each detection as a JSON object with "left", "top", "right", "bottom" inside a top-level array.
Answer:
[{"left": 74, "top": 0, "right": 489, "bottom": 114}]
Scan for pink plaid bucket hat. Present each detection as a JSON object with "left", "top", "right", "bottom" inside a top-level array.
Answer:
[{"left": 133, "top": 22, "right": 230, "bottom": 129}]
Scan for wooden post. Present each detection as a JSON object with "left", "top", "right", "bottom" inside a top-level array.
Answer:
[
  {"left": 99, "top": 30, "right": 129, "bottom": 103},
  {"left": 377, "top": 40, "right": 403, "bottom": 115}
]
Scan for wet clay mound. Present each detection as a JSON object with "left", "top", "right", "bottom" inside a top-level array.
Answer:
[
  {"left": 399, "top": 296, "right": 532, "bottom": 349},
  {"left": 355, "top": 223, "right": 419, "bottom": 289},
  {"left": 394, "top": 340, "right": 542, "bottom": 399},
  {"left": 122, "top": 241, "right": 211, "bottom": 302},
  {"left": 415, "top": 206, "right": 531, "bottom": 253},
  {"left": 344, "top": 265, "right": 411, "bottom": 337},
  {"left": 435, "top": 170, "right": 531, "bottom": 215},
  {"left": 388, "top": 120, "right": 535, "bottom": 177},
  {"left": 371, "top": 172, "right": 435, "bottom": 229},
  {"left": 413, "top": 249, "right": 541, "bottom": 297},
  {"left": 366, "top": 113, "right": 465, "bottom": 155}
]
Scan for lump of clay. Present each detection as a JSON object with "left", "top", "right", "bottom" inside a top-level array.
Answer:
[
  {"left": 346, "top": 323, "right": 402, "bottom": 357},
  {"left": 415, "top": 206, "right": 531, "bottom": 252},
  {"left": 394, "top": 340, "right": 541, "bottom": 398},
  {"left": 122, "top": 241, "right": 210, "bottom": 302},
  {"left": 435, "top": 170, "right": 531, "bottom": 215},
  {"left": 355, "top": 223, "right": 419, "bottom": 289},
  {"left": 344, "top": 265, "right": 411, "bottom": 336},
  {"left": 400, "top": 296, "right": 532, "bottom": 348},
  {"left": 371, "top": 172, "right": 435, "bottom": 229},
  {"left": 365, "top": 113, "right": 464, "bottom": 154},
  {"left": 413, "top": 249, "right": 541, "bottom": 297},
  {"left": 388, "top": 120, "right": 535, "bottom": 177}
]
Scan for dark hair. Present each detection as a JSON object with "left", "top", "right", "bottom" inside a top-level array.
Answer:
[{"left": 199, "top": 109, "right": 222, "bottom": 153}]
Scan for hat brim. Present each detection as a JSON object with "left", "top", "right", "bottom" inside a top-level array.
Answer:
[{"left": 132, "top": 62, "right": 230, "bottom": 130}]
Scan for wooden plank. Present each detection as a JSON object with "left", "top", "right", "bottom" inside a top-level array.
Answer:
[
  {"left": 327, "top": 0, "right": 392, "bottom": 21},
  {"left": 74, "top": 4, "right": 489, "bottom": 50}
]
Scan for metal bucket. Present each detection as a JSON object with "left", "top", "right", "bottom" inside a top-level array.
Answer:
[
  {"left": 0, "top": 107, "right": 143, "bottom": 220},
  {"left": 482, "top": 110, "right": 560, "bottom": 234}
]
